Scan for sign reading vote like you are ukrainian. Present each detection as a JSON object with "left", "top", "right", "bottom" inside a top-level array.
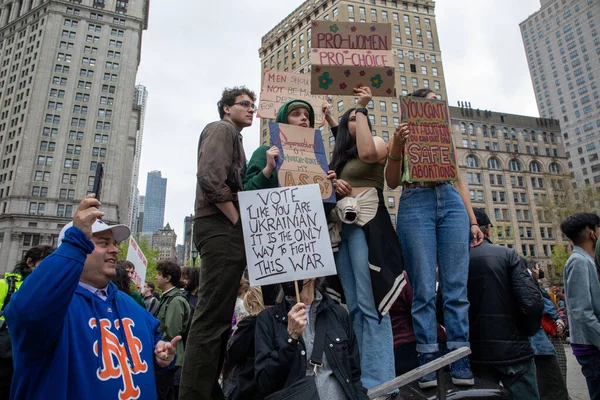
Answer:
[{"left": 238, "top": 184, "right": 336, "bottom": 287}]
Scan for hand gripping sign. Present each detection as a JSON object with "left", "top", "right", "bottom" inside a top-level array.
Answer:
[
  {"left": 239, "top": 184, "right": 337, "bottom": 287},
  {"left": 269, "top": 121, "right": 335, "bottom": 203},
  {"left": 400, "top": 96, "right": 458, "bottom": 183}
]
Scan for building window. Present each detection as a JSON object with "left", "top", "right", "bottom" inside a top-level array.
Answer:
[
  {"left": 508, "top": 159, "right": 521, "bottom": 171},
  {"left": 488, "top": 157, "right": 501, "bottom": 170},
  {"left": 529, "top": 161, "right": 541, "bottom": 173},
  {"left": 466, "top": 155, "right": 480, "bottom": 168}
]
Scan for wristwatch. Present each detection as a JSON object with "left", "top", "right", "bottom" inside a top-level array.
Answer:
[{"left": 355, "top": 108, "right": 368, "bottom": 116}]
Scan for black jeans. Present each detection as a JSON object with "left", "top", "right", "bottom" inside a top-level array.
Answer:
[
  {"left": 394, "top": 341, "right": 419, "bottom": 376},
  {"left": 577, "top": 353, "right": 600, "bottom": 400},
  {"left": 534, "top": 355, "right": 568, "bottom": 400},
  {"left": 0, "top": 357, "right": 12, "bottom": 400},
  {"left": 179, "top": 213, "right": 246, "bottom": 400},
  {"left": 156, "top": 367, "right": 178, "bottom": 400}
]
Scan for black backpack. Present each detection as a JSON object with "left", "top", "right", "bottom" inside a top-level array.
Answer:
[{"left": 0, "top": 276, "right": 17, "bottom": 359}]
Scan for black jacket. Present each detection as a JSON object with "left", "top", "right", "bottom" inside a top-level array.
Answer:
[
  {"left": 225, "top": 315, "right": 262, "bottom": 400},
  {"left": 254, "top": 293, "right": 369, "bottom": 399},
  {"left": 467, "top": 239, "right": 543, "bottom": 364}
]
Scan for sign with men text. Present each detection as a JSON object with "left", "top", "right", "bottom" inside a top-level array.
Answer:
[
  {"left": 239, "top": 185, "right": 337, "bottom": 287},
  {"left": 269, "top": 121, "right": 335, "bottom": 203},
  {"left": 310, "top": 21, "right": 395, "bottom": 97},
  {"left": 257, "top": 70, "right": 327, "bottom": 124},
  {"left": 400, "top": 96, "right": 458, "bottom": 183},
  {"left": 125, "top": 236, "right": 148, "bottom": 288}
]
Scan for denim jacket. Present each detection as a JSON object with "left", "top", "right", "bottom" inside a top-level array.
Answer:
[
  {"left": 528, "top": 298, "right": 559, "bottom": 356},
  {"left": 564, "top": 246, "right": 600, "bottom": 348}
]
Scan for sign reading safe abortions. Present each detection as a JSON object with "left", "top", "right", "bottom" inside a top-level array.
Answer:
[
  {"left": 239, "top": 185, "right": 337, "bottom": 287},
  {"left": 310, "top": 21, "right": 395, "bottom": 97},
  {"left": 400, "top": 96, "right": 458, "bottom": 183}
]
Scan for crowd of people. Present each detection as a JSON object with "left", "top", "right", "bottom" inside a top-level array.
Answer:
[{"left": 0, "top": 85, "right": 597, "bottom": 400}]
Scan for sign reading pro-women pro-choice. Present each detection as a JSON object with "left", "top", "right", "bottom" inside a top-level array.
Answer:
[
  {"left": 400, "top": 96, "right": 458, "bottom": 183},
  {"left": 310, "top": 21, "right": 395, "bottom": 97},
  {"left": 238, "top": 185, "right": 337, "bottom": 287}
]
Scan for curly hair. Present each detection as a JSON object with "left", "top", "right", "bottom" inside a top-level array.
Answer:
[
  {"left": 182, "top": 266, "right": 200, "bottom": 293},
  {"left": 217, "top": 86, "right": 256, "bottom": 119},
  {"left": 113, "top": 261, "right": 132, "bottom": 295},
  {"left": 13, "top": 245, "right": 55, "bottom": 279},
  {"left": 156, "top": 260, "right": 182, "bottom": 287}
]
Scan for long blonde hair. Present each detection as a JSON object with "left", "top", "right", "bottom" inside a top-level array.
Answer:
[{"left": 243, "top": 287, "right": 265, "bottom": 316}]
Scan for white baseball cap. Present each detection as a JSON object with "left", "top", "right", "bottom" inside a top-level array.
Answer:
[{"left": 57, "top": 220, "right": 131, "bottom": 247}]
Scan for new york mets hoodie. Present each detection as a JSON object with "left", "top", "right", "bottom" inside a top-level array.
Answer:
[{"left": 5, "top": 226, "right": 166, "bottom": 400}]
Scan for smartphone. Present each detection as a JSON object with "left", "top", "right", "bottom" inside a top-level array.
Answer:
[{"left": 92, "top": 163, "right": 104, "bottom": 202}]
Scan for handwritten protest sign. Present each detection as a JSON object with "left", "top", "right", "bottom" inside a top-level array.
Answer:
[
  {"left": 269, "top": 121, "right": 335, "bottom": 203},
  {"left": 310, "top": 21, "right": 395, "bottom": 97},
  {"left": 126, "top": 236, "right": 148, "bottom": 288},
  {"left": 257, "top": 70, "right": 327, "bottom": 124},
  {"left": 400, "top": 96, "right": 458, "bottom": 183},
  {"left": 239, "top": 184, "right": 337, "bottom": 287}
]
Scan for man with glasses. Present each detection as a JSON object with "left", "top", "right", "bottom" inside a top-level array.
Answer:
[{"left": 180, "top": 86, "right": 256, "bottom": 400}]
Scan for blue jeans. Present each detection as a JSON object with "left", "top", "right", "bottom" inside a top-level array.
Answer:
[
  {"left": 472, "top": 359, "right": 540, "bottom": 400},
  {"left": 335, "top": 223, "right": 395, "bottom": 389},
  {"left": 396, "top": 184, "right": 470, "bottom": 354},
  {"left": 576, "top": 353, "right": 600, "bottom": 400}
]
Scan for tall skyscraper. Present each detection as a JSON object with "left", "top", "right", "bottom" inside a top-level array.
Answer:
[
  {"left": 129, "top": 83, "right": 148, "bottom": 232},
  {"left": 0, "top": 0, "right": 149, "bottom": 271},
  {"left": 137, "top": 193, "right": 145, "bottom": 233},
  {"left": 142, "top": 170, "right": 166, "bottom": 233},
  {"left": 259, "top": 0, "right": 445, "bottom": 211},
  {"left": 182, "top": 214, "right": 193, "bottom": 265},
  {"left": 450, "top": 104, "right": 569, "bottom": 266},
  {"left": 520, "top": 0, "right": 600, "bottom": 188}
]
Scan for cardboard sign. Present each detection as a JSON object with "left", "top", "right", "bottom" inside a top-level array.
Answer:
[
  {"left": 257, "top": 70, "right": 327, "bottom": 124},
  {"left": 310, "top": 21, "right": 395, "bottom": 97},
  {"left": 239, "top": 185, "right": 337, "bottom": 287},
  {"left": 125, "top": 236, "right": 148, "bottom": 287},
  {"left": 269, "top": 121, "right": 335, "bottom": 203},
  {"left": 400, "top": 96, "right": 458, "bottom": 183}
]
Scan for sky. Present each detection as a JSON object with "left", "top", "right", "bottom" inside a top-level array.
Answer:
[{"left": 135, "top": 0, "right": 543, "bottom": 244}]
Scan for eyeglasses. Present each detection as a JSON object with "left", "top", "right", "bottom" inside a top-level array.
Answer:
[{"left": 234, "top": 100, "right": 257, "bottom": 112}]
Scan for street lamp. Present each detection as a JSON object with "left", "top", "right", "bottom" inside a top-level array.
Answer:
[{"left": 191, "top": 249, "right": 198, "bottom": 267}]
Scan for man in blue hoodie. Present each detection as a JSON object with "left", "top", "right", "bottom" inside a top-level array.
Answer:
[{"left": 4, "top": 195, "right": 181, "bottom": 400}]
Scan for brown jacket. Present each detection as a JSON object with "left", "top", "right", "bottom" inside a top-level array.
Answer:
[{"left": 195, "top": 120, "right": 246, "bottom": 217}]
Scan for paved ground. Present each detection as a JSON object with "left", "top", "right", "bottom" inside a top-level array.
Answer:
[{"left": 566, "top": 344, "right": 590, "bottom": 400}]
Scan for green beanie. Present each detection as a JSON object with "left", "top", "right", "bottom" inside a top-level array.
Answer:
[{"left": 275, "top": 100, "right": 315, "bottom": 128}]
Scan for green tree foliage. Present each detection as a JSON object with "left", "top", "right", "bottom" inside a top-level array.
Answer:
[
  {"left": 117, "top": 233, "right": 160, "bottom": 284},
  {"left": 550, "top": 244, "right": 571, "bottom": 277},
  {"left": 538, "top": 182, "right": 600, "bottom": 229}
]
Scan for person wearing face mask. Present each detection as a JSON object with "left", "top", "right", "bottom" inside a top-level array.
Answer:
[
  {"left": 525, "top": 260, "right": 568, "bottom": 400},
  {"left": 561, "top": 213, "right": 600, "bottom": 400},
  {"left": 0, "top": 245, "right": 55, "bottom": 400},
  {"left": 255, "top": 278, "right": 369, "bottom": 400}
]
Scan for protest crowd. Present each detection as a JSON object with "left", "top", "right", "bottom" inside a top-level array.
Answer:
[{"left": 0, "top": 80, "right": 598, "bottom": 400}]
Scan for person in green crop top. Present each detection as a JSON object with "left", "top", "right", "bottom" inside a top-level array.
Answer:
[{"left": 243, "top": 100, "right": 343, "bottom": 192}]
